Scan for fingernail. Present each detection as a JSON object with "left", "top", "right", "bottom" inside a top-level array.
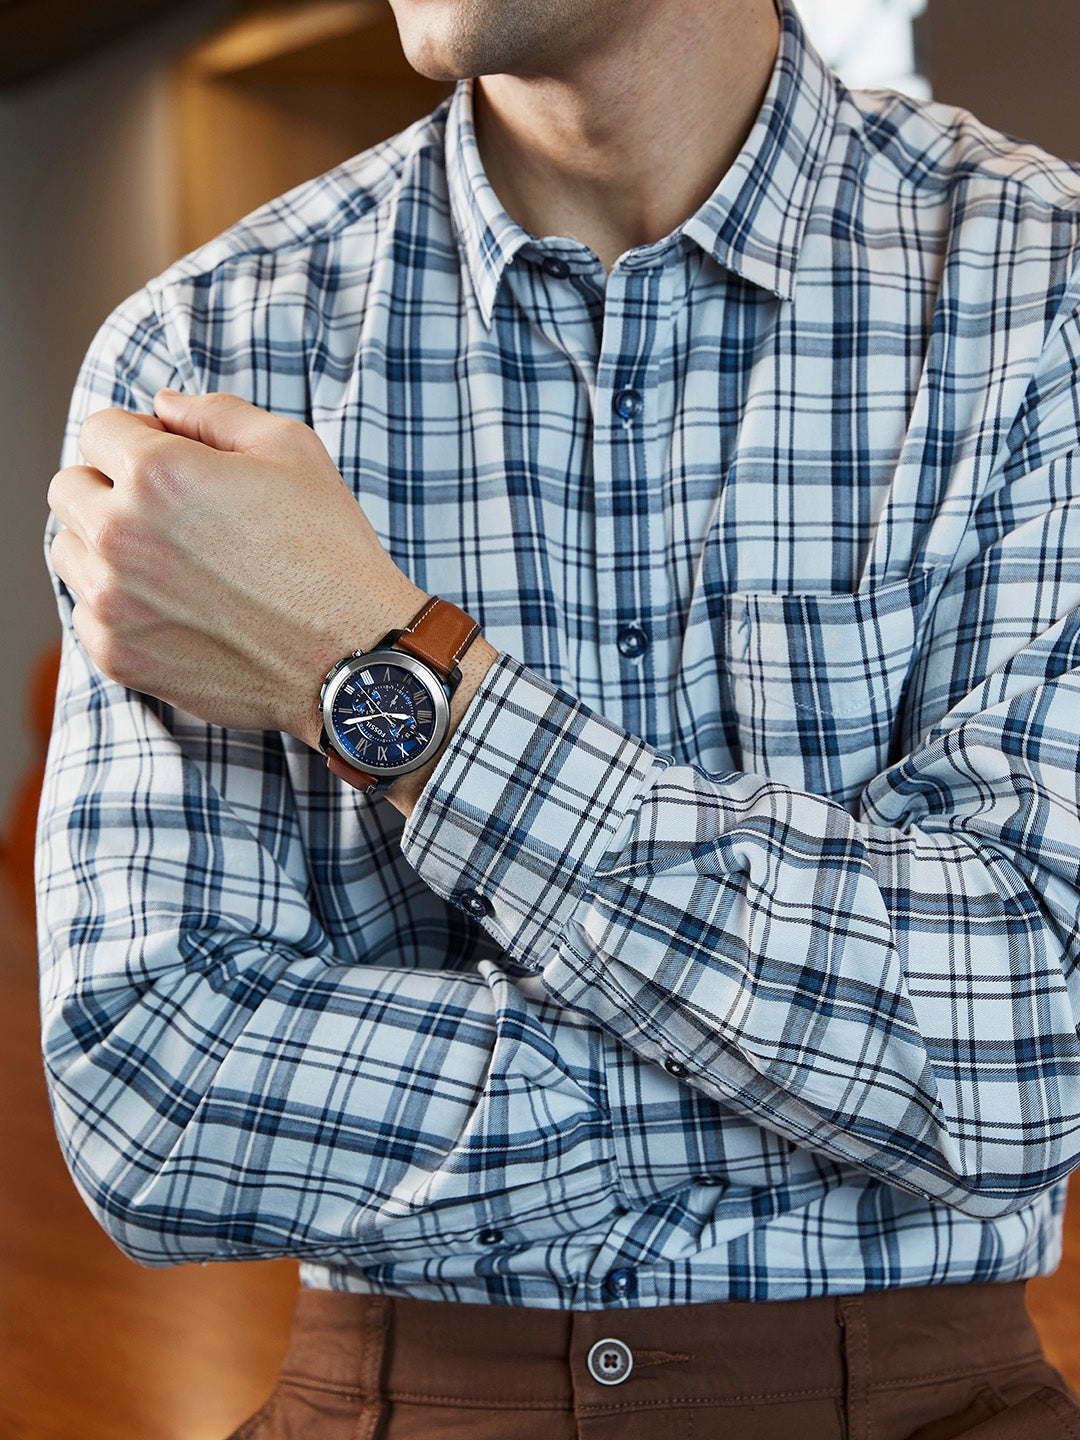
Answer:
[{"left": 158, "top": 387, "right": 181, "bottom": 397}]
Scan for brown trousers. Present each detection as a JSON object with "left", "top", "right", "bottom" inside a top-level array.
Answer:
[{"left": 227, "top": 1282, "right": 1080, "bottom": 1440}]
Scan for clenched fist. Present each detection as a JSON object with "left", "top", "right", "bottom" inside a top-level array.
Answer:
[{"left": 49, "top": 390, "right": 431, "bottom": 754}]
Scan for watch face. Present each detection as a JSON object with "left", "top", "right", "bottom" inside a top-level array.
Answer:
[{"left": 324, "top": 654, "right": 447, "bottom": 775}]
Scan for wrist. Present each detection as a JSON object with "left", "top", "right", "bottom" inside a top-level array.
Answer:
[
  {"left": 384, "top": 634, "right": 499, "bottom": 817},
  {"left": 292, "top": 580, "right": 428, "bottom": 750}
]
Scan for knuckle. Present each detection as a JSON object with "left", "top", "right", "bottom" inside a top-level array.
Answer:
[
  {"left": 92, "top": 630, "right": 125, "bottom": 683},
  {"left": 77, "top": 411, "right": 100, "bottom": 451},
  {"left": 78, "top": 407, "right": 114, "bottom": 455},
  {"left": 195, "top": 391, "right": 234, "bottom": 420},
  {"left": 70, "top": 605, "right": 114, "bottom": 681},
  {"left": 50, "top": 529, "right": 78, "bottom": 588},
  {"left": 87, "top": 569, "right": 128, "bottom": 628},
  {"left": 278, "top": 413, "right": 319, "bottom": 457},
  {"left": 91, "top": 626, "right": 144, "bottom": 689},
  {"left": 290, "top": 417, "right": 318, "bottom": 447},
  {"left": 129, "top": 437, "right": 177, "bottom": 498},
  {"left": 89, "top": 510, "right": 131, "bottom": 564},
  {"left": 290, "top": 413, "right": 317, "bottom": 440}
]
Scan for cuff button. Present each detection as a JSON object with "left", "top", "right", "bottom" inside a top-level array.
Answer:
[{"left": 458, "top": 888, "right": 493, "bottom": 918}]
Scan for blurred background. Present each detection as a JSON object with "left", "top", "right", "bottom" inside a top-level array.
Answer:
[{"left": 2, "top": 2, "right": 1079, "bottom": 1437}]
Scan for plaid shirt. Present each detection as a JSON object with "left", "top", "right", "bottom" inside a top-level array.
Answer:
[{"left": 39, "top": 4, "right": 1080, "bottom": 1308}]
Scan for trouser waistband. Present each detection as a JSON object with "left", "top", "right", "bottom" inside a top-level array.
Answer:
[{"left": 278, "top": 1281, "right": 1042, "bottom": 1410}]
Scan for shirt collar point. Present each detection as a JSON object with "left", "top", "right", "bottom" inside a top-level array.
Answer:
[
  {"left": 446, "top": 81, "right": 537, "bottom": 327},
  {"left": 683, "top": 2, "right": 837, "bottom": 301}
]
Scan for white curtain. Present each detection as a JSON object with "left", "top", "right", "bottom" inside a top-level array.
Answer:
[{"left": 796, "top": 0, "right": 930, "bottom": 100}]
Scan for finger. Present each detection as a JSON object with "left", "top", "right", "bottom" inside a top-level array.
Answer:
[
  {"left": 67, "top": 599, "right": 121, "bottom": 686},
  {"left": 50, "top": 523, "right": 93, "bottom": 600},
  {"left": 77, "top": 408, "right": 172, "bottom": 487},
  {"left": 52, "top": 529, "right": 143, "bottom": 688},
  {"left": 47, "top": 464, "right": 114, "bottom": 541},
  {"left": 152, "top": 389, "right": 291, "bottom": 456}
]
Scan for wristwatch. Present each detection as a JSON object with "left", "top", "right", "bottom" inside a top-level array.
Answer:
[{"left": 318, "top": 596, "right": 481, "bottom": 794}]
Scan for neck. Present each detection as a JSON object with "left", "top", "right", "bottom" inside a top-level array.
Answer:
[{"left": 473, "top": 0, "right": 780, "bottom": 273}]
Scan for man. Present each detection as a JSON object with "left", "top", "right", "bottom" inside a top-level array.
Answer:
[{"left": 37, "top": 0, "right": 1080, "bottom": 1435}]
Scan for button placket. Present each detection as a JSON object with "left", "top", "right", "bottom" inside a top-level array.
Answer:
[
  {"left": 497, "top": 242, "right": 604, "bottom": 709},
  {"left": 591, "top": 259, "right": 674, "bottom": 740}
]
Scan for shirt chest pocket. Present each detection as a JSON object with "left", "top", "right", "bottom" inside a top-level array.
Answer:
[{"left": 723, "top": 572, "right": 936, "bottom": 811}]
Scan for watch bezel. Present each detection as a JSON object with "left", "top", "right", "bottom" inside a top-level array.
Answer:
[{"left": 321, "top": 647, "right": 451, "bottom": 778}]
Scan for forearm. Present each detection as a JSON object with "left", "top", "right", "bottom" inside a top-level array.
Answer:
[
  {"left": 402, "top": 655, "right": 1080, "bottom": 1216},
  {"left": 37, "top": 641, "right": 620, "bottom": 1265},
  {"left": 43, "top": 951, "right": 617, "bottom": 1266}
]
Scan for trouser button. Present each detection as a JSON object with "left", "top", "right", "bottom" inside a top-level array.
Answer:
[{"left": 587, "top": 1337, "right": 633, "bottom": 1385}]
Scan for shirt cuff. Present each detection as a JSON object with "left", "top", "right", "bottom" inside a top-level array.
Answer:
[{"left": 401, "top": 655, "right": 666, "bottom": 967}]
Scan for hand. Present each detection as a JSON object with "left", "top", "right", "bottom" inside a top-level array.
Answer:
[
  {"left": 342, "top": 714, "right": 413, "bottom": 726},
  {"left": 48, "top": 390, "right": 428, "bottom": 749}
]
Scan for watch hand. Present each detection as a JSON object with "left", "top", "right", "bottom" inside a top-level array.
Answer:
[{"left": 342, "top": 711, "right": 412, "bottom": 727}]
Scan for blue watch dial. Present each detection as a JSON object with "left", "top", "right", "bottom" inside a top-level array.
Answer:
[{"left": 329, "top": 661, "right": 439, "bottom": 771}]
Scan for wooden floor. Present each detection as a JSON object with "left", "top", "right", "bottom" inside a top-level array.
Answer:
[{"left": 2, "top": 866, "right": 1078, "bottom": 1439}]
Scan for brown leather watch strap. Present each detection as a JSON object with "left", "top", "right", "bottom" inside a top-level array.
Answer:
[
  {"left": 393, "top": 596, "right": 481, "bottom": 680},
  {"left": 325, "top": 750, "right": 377, "bottom": 793}
]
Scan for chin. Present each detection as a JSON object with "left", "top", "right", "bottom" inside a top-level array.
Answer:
[
  {"left": 388, "top": 0, "right": 490, "bottom": 80},
  {"left": 387, "top": 0, "right": 576, "bottom": 82}
]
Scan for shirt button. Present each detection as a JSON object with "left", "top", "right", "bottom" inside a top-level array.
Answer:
[
  {"left": 457, "top": 888, "right": 492, "bottom": 918},
  {"left": 542, "top": 256, "right": 570, "bottom": 278},
  {"left": 613, "top": 387, "right": 642, "bottom": 419},
  {"left": 478, "top": 1227, "right": 504, "bottom": 1245},
  {"left": 664, "top": 1057, "right": 688, "bottom": 1078},
  {"left": 587, "top": 1337, "right": 634, "bottom": 1386},
  {"left": 616, "top": 626, "right": 649, "bottom": 658},
  {"left": 604, "top": 1267, "right": 635, "bottom": 1299}
]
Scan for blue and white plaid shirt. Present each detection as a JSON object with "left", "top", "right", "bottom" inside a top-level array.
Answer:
[{"left": 39, "top": 4, "right": 1080, "bottom": 1307}]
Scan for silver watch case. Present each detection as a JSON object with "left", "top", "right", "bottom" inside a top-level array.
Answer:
[{"left": 320, "top": 647, "right": 452, "bottom": 779}]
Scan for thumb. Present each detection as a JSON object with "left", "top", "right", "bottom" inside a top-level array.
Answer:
[{"left": 153, "top": 389, "right": 284, "bottom": 454}]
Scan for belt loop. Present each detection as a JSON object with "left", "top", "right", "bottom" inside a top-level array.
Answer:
[
  {"left": 839, "top": 1295, "right": 872, "bottom": 1440},
  {"left": 353, "top": 1295, "right": 392, "bottom": 1440}
]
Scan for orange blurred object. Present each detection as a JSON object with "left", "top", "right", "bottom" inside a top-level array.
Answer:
[{"left": 0, "top": 641, "right": 61, "bottom": 913}]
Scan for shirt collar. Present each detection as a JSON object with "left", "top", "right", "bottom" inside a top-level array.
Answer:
[
  {"left": 444, "top": 79, "right": 531, "bottom": 327},
  {"left": 445, "top": 0, "right": 838, "bottom": 324},
  {"left": 682, "top": 2, "right": 838, "bottom": 302}
]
